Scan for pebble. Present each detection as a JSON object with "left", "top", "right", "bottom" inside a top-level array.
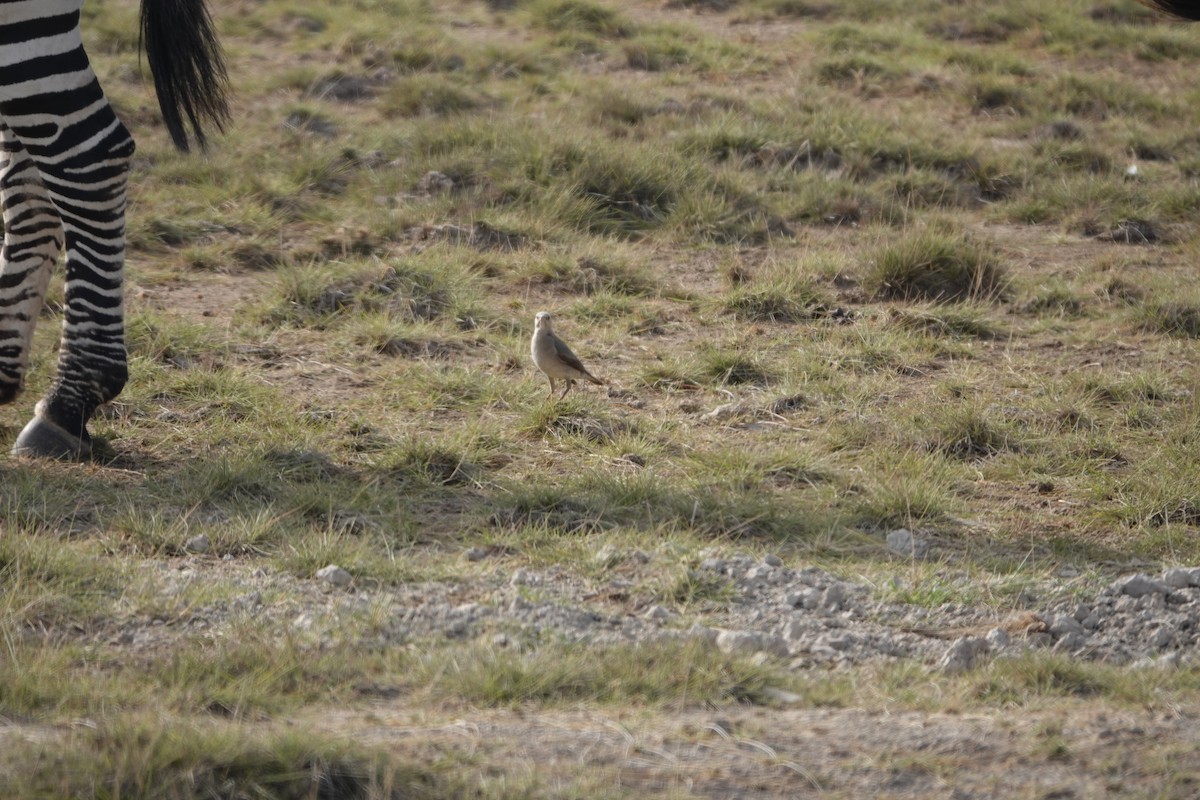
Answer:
[
  {"left": 1113, "top": 573, "right": 1172, "bottom": 598},
  {"left": 715, "top": 629, "right": 787, "bottom": 657},
  {"left": 316, "top": 565, "right": 352, "bottom": 587},
  {"left": 886, "top": 528, "right": 929, "bottom": 559},
  {"left": 1049, "top": 615, "right": 1085, "bottom": 639},
  {"left": 644, "top": 605, "right": 673, "bottom": 623},
  {"left": 465, "top": 547, "right": 488, "bottom": 562},
  {"left": 938, "top": 637, "right": 988, "bottom": 674},
  {"left": 1150, "top": 625, "right": 1175, "bottom": 649},
  {"left": 184, "top": 534, "right": 211, "bottom": 554},
  {"left": 1162, "top": 567, "right": 1200, "bottom": 589}
]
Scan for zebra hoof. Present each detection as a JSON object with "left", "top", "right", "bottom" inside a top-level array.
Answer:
[{"left": 11, "top": 416, "right": 91, "bottom": 460}]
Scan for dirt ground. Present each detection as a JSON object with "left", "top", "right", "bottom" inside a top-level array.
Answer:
[{"left": 311, "top": 702, "right": 1200, "bottom": 798}]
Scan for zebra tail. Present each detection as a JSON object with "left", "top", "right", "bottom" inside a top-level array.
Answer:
[
  {"left": 139, "top": 0, "right": 231, "bottom": 152},
  {"left": 1140, "top": 1, "right": 1200, "bottom": 20}
]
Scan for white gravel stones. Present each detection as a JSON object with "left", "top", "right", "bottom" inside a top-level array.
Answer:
[
  {"left": 148, "top": 552, "right": 1200, "bottom": 677},
  {"left": 315, "top": 564, "right": 352, "bottom": 587}
]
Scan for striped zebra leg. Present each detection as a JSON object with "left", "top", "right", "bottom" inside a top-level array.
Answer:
[
  {"left": 11, "top": 111, "right": 135, "bottom": 460},
  {"left": 0, "top": 123, "right": 64, "bottom": 405},
  {"left": 0, "top": 4, "right": 136, "bottom": 459}
]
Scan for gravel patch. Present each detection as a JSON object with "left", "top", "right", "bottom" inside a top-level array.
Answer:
[{"left": 98, "top": 550, "right": 1200, "bottom": 674}]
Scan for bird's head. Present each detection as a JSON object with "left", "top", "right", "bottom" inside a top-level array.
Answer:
[{"left": 534, "top": 311, "right": 553, "bottom": 332}]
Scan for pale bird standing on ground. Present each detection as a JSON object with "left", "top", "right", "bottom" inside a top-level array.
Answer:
[{"left": 531, "top": 311, "right": 604, "bottom": 399}]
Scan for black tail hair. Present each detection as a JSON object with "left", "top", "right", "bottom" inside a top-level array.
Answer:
[
  {"left": 1140, "top": 1, "right": 1200, "bottom": 20},
  {"left": 140, "top": 0, "right": 230, "bottom": 152}
]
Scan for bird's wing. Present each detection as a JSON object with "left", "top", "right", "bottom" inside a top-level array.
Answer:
[{"left": 554, "top": 336, "right": 598, "bottom": 379}]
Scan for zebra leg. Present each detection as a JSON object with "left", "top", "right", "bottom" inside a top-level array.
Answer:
[
  {"left": 0, "top": 40, "right": 136, "bottom": 460},
  {"left": 0, "top": 123, "right": 64, "bottom": 406},
  {"left": 10, "top": 113, "right": 134, "bottom": 460}
]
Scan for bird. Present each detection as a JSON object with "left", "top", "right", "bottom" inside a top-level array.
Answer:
[{"left": 530, "top": 311, "right": 604, "bottom": 400}]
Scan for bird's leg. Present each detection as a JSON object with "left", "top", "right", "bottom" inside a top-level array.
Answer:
[
  {"left": 547, "top": 378, "right": 556, "bottom": 399},
  {"left": 559, "top": 380, "right": 573, "bottom": 400}
]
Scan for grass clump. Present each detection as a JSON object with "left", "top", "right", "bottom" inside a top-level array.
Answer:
[
  {"left": 421, "top": 639, "right": 779, "bottom": 707},
  {"left": 531, "top": 0, "right": 635, "bottom": 38},
  {"left": 1137, "top": 300, "right": 1200, "bottom": 338},
  {"left": 866, "top": 228, "right": 1010, "bottom": 302},
  {"left": 854, "top": 451, "right": 960, "bottom": 530},
  {"left": 887, "top": 304, "right": 1001, "bottom": 339},
  {"left": 1, "top": 719, "right": 427, "bottom": 800},
  {"left": 702, "top": 349, "right": 773, "bottom": 386},
  {"left": 924, "top": 403, "right": 1021, "bottom": 460},
  {"left": 721, "top": 274, "right": 831, "bottom": 322}
]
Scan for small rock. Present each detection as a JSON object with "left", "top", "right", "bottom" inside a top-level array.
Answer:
[
  {"left": 1137, "top": 592, "right": 1166, "bottom": 611},
  {"left": 799, "top": 587, "right": 823, "bottom": 611},
  {"left": 1167, "top": 591, "right": 1190, "bottom": 606},
  {"left": 699, "top": 557, "right": 726, "bottom": 573},
  {"left": 1026, "top": 632, "right": 1053, "bottom": 648},
  {"left": 985, "top": 627, "right": 1011, "bottom": 650},
  {"left": 820, "top": 633, "right": 855, "bottom": 652},
  {"left": 184, "top": 534, "right": 211, "bottom": 554},
  {"left": 821, "top": 584, "right": 845, "bottom": 612},
  {"left": 510, "top": 569, "right": 537, "bottom": 586},
  {"left": 761, "top": 686, "right": 803, "bottom": 704},
  {"left": 644, "top": 604, "right": 673, "bottom": 623},
  {"left": 1162, "top": 567, "right": 1200, "bottom": 589},
  {"left": 764, "top": 554, "right": 784, "bottom": 568},
  {"left": 703, "top": 401, "right": 752, "bottom": 422},
  {"left": 938, "top": 636, "right": 988, "bottom": 674},
  {"left": 1150, "top": 625, "right": 1175, "bottom": 649},
  {"left": 417, "top": 170, "right": 455, "bottom": 194},
  {"left": 1053, "top": 631, "right": 1088, "bottom": 653},
  {"left": 886, "top": 528, "right": 929, "bottom": 558},
  {"left": 1049, "top": 615, "right": 1086, "bottom": 640},
  {"left": 465, "top": 546, "right": 488, "bottom": 562},
  {"left": 316, "top": 564, "right": 352, "bottom": 587},
  {"left": 1113, "top": 573, "right": 1172, "bottom": 598},
  {"left": 782, "top": 619, "right": 812, "bottom": 642},
  {"left": 715, "top": 629, "right": 788, "bottom": 657}
]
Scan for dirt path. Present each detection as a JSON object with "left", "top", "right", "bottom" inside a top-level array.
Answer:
[{"left": 312, "top": 703, "right": 1199, "bottom": 798}]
